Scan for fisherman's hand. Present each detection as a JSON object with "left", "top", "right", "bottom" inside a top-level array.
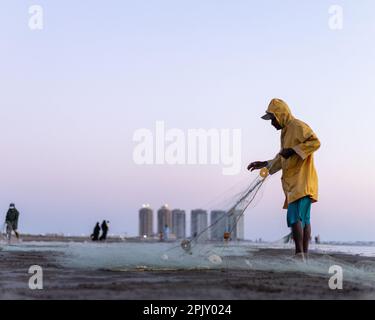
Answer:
[
  {"left": 247, "top": 161, "right": 268, "bottom": 171},
  {"left": 279, "top": 148, "right": 296, "bottom": 159}
]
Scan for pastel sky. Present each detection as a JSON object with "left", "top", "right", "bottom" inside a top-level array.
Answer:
[{"left": 0, "top": 0, "right": 374, "bottom": 241}]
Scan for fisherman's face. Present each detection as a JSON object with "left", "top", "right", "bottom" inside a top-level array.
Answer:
[{"left": 271, "top": 115, "right": 282, "bottom": 130}]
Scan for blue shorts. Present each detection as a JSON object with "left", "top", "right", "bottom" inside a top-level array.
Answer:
[{"left": 287, "top": 196, "right": 311, "bottom": 228}]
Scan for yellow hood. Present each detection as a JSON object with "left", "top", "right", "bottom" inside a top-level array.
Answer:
[{"left": 266, "top": 98, "right": 294, "bottom": 128}]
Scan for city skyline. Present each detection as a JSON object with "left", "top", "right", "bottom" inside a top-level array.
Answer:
[{"left": 138, "top": 205, "right": 246, "bottom": 241}]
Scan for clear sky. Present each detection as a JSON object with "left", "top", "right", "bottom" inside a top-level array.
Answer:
[{"left": 0, "top": 0, "right": 374, "bottom": 241}]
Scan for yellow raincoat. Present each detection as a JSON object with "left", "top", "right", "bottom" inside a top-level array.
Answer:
[{"left": 266, "top": 99, "right": 321, "bottom": 209}]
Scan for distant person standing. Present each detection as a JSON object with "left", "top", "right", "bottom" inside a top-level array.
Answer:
[
  {"left": 99, "top": 220, "right": 109, "bottom": 241},
  {"left": 90, "top": 222, "right": 101, "bottom": 241},
  {"left": 5, "top": 203, "right": 20, "bottom": 240},
  {"left": 315, "top": 235, "right": 321, "bottom": 244}
]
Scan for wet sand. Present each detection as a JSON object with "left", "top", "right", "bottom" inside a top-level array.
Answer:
[{"left": 1, "top": 241, "right": 375, "bottom": 300}]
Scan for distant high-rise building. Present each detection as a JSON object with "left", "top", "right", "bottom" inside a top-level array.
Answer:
[
  {"left": 210, "top": 210, "right": 228, "bottom": 240},
  {"left": 228, "top": 210, "right": 245, "bottom": 240},
  {"left": 191, "top": 209, "right": 208, "bottom": 240},
  {"left": 157, "top": 204, "right": 172, "bottom": 235},
  {"left": 139, "top": 204, "right": 153, "bottom": 237},
  {"left": 172, "top": 209, "right": 186, "bottom": 239}
]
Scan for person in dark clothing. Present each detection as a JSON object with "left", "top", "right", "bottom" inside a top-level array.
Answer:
[
  {"left": 5, "top": 203, "right": 20, "bottom": 240},
  {"left": 90, "top": 222, "right": 100, "bottom": 241},
  {"left": 99, "top": 220, "right": 109, "bottom": 241}
]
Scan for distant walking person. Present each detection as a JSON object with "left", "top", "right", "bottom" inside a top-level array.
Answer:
[
  {"left": 99, "top": 220, "right": 109, "bottom": 241},
  {"left": 90, "top": 222, "right": 101, "bottom": 241},
  {"left": 5, "top": 203, "right": 20, "bottom": 240}
]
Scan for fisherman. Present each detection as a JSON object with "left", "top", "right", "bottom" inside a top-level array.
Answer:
[
  {"left": 248, "top": 98, "right": 320, "bottom": 260},
  {"left": 99, "top": 220, "right": 109, "bottom": 241},
  {"left": 90, "top": 222, "right": 101, "bottom": 241},
  {"left": 5, "top": 203, "right": 20, "bottom": 240}
]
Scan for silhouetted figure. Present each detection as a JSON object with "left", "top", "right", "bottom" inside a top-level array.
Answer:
[
  {"left": 90, "top": 222, "right": 100, "bottom": 241},
  {"left": 315, "top": 235, "right": 321, "bottom": 244},
  {"left": 99, "top": 220, "right": 109, "bottom": 241},
  {"left": 5, "top": 203, "right": 20, "bottom": 240}
]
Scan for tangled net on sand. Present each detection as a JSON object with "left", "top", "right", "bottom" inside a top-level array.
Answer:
[{"left": 163, "top": 168, "right": 272, "bottom": 267}]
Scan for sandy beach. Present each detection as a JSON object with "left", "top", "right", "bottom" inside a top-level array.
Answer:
[{"left": 1, "top": 237, "right": 375, "bottom": 300}]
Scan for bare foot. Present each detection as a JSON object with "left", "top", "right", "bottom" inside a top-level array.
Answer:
[{"left": 294, "top": 253, "right": 306, "bottom": 263}]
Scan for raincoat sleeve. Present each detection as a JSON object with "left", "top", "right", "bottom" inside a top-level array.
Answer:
[
  {"left": 267, "top": 154, "right": 282, "bottom": 175},
  {"left": 292, "top": 123, "right": 321, "bottom": 160}
]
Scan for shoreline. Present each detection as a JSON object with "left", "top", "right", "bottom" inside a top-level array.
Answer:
[
  {"left": 1, "top": 240, "right": 375, "bottom": 300},
  {"left": 9, "top": 234, "right": 375, "bottom": 246}
]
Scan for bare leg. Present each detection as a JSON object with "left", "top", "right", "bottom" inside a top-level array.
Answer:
[
  {"left": 6, "top": 224, "right": 12, "bottom": 242},
  {"left": 291, "top": 221, "right": 304, "bottom": 255},
  {"left": 303, "top": 224, "right": 311, "bottom": 254}
]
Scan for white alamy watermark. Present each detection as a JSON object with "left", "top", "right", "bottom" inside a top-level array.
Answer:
[
  {"left": 28, "top": 265, "right": 43, "bottom": 290},
  {"left": 133, "top": 121, "right": 242, "bottom": 175},
  {"left": 328, "top": 265, "right": 343, "bottom": 290},
  {"left": 328, "top": 5, "right": 344, "bottom": 31},
  {"left": 28, "top": 5, "right": 44, "bottom": 31}
]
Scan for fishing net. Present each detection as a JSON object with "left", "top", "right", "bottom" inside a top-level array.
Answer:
[{"left": 161, "top": 167, "right": 272, "bottom": 269}]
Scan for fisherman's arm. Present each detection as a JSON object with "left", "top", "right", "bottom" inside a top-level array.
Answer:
[
  {"left": 291, "top": 124, "right": 321, "bottom": 160},
  {"left": 247, "top": 161, "right": 268, "bottom": 171},
  {"left": 247, "top": 154, "right": 282, "bottom": 175},
  {"left": 267, "top": 154, "right": 282, "bottom": 175}
]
